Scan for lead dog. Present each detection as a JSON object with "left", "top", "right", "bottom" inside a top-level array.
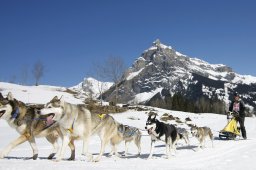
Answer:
[
  {"left": 145, "top": 114, "right": 178, "bottom": 159},
  {"left": 0, "top": 92, "right": 74, "bottom": 160},
  {"left": 40, "top": 96, "right": 127, "bottom": 162},
  {"left": 190, "top": 125, "right": 214, "bottom": 149}
]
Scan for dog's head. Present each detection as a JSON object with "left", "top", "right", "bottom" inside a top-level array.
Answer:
[
  {"left": 145, "top": 114, "right": 158, "bottom": 135},
  {"left": 40, "top": 96, "right": 64, "bottom": 127},
  {"left": 0, "top": 92, "right": 18, "bottom": 120},
  {"left": 190, "top": 126, "right": 198, "bottom": 137},
  {"left": 227, "top": 111, "right": 233, "bottom": 120}
]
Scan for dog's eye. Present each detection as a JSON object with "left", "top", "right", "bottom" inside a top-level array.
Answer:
[{"left": 47, "top": 106, "right": 52, "bottom": 108}]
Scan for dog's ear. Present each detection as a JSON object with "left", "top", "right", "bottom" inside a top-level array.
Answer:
[
  {"left": 150, "top": 114, "right": 156, "bottom": 120},
  {"left": 59, "top": 95, "right": 63, "bottom": 100},
  {"left": 0, "top": 92, "right": 3, "bottom": 99},
  {"left": 7, "top": 92, "right": 14, "bottom": 101},
  {"left": 190, "top": 124, "right": 197, "bottom": 129},
  {"left": 51, "top": 96, "right": 59, "bottom": 101},
  {"left": 59, "top": 96, "right": 65, "bottom": 105}
]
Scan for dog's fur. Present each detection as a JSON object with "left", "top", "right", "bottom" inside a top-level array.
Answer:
[
  {"left": 190, "top": 126, "right": 214, "bottom": 149},
  {"left": 109, "top": 124, "right": 141, "bottom": 156},
  {"left": 176, "top": 127, "right": 190, "bottom": 146},
  {"left": 0, "top": 92, "right": 75, "bottom": 160},
  {"left": 40, "top": 96, "right": 130, "bottom": 162},
  {"left": 145, "top": 114, "right": 178, "bottom": 159},
  {"left": 227, "top": 111, "right": 233, "bottom": 123}
]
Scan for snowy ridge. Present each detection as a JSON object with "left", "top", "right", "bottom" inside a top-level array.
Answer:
[{"left": 0, "top": 82, "right": 83, "bottom": 104}]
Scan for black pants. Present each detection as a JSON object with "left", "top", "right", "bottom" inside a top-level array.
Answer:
[{"left": 237, "top": 116, "right": 247, "bottom": 139}]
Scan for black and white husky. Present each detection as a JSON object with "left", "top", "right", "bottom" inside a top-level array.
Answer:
[{"left": 145, "top": 114, "right": 178, "bottom": 159}]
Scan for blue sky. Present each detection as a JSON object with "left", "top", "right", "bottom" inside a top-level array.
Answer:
[{"left": 0, "top": 0, "right": 255, "bottom": 87}]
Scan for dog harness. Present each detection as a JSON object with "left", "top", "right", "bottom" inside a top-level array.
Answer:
[
  {"left": 98, "top": 113, "right": 106, "bottom": 119},
  {"left": 118, "top": 125, "right": 138, "bottom": 138},
  {"left": 68, "top": 112, "right": 77, "bottom": 134},
  {"left": 11, "top": 108, "right": 20, "bottom": 119}
]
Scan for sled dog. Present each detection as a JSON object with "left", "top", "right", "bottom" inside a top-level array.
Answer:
[
  {"left": 0, "top": 92, "right": 74, "bottom": 160},
  {"left": 145, "top": 114, "right": 178, "bottom": 159},
  {"left": 40, "top": 96, "right": 128, "bottom": 162},
  {"left": 190, "top": 125, "right": 214, "bottom": 149},
  {"left": 109, "top": 124, "right": 141, "bottom": 156},
  {"left": 176, "top": 127, "right": 190, "bottom": 146}
]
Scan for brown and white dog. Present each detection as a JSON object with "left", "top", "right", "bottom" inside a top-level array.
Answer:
[{"left": 0, "top": 92, "right": 75, "bottom": 160}]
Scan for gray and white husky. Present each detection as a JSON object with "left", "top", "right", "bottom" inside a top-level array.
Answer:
[
  {"left": 110, "top": 124, "right": 141, "bottom": 157},
  {"left": 190, "top": 126, "right": 214, "bottom": 149},
  {"left": 40, "top": 96, "right": 128, "bottom": 162}
]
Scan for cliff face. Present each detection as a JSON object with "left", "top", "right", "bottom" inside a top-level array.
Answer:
[{"left": 102, "top": 39, "right": 256, "bottom": 113}]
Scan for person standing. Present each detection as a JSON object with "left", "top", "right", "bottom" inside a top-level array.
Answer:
[{"left": 229, "top": 92, "right": 247, "bottom": 139}]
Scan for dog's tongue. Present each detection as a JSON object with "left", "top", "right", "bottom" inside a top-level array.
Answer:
[{"left": 46, "top": 115, "right": 54, "bottom": 126}]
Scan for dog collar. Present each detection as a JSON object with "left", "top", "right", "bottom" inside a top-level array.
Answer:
[{"left": 11, "top": 108, "right": 20, "bottom": 119}]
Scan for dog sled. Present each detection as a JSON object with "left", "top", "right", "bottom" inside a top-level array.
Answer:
[{"left": 219, "top": 112, "right": 240, "bottom": 140}]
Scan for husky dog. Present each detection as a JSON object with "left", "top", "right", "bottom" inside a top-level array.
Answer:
[
  {"left": 227, "top": 111, "right": 233, "bottom": 123},
  {"left": 109, "top": 124, "right": 141, "bottom": 157},
  {"left": 145, "top": 114, "right": 178, "bottom": 159},
  {"left": 190, "top": 126, "right": 214, "bottom": 149},
  {"left": 40, "top": 96, "right": 128, "bottom": 162},
  {"left": 176, "top": 127, "right": 190, "bottom": 146},
  {"left": 0, "top": 92, "right": 74, "bottom": 160}
]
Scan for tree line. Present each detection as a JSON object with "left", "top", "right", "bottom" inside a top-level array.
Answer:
[{"left": 147, "top": 93, "right": 226, "bottom": 114}]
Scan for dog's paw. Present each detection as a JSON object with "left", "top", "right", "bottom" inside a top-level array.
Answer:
[
  {"left": 82, "top": 153, "right": 93, "bottom": 162},
  {"left": 32, "top": 154, "right": 38, "bottom": 160},
  {"left": 47, "top": 153, "right": 56, "bottom": 160},
  {"left": 54, "top": 156, "right": 62, "bottom": 162},
  {"left": 93, "top": 156, "right": 101, "bottom": 162}
]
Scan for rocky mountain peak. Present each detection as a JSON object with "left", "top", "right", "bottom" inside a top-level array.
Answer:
[{"left": 102, "top": 40, "right": 256, "bottom": 114}]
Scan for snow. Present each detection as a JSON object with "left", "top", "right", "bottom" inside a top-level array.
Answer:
[
  {"left": 126, "top": 68, "right": 144, "bottom": 80},
  {"left": 0, "top": 82, "right": 83, "bottom": 104},
  {"left": 175, "top": 51, "right": 186, "bottom": 57},
  {"left": 70, "top": 77, "right": 114, "bottom": 99},
  {"left": 1, "top": 108, "right": 256, "bottom": 170},
  {"left": 1, "top": 83, "right": 256, "bottom": 169},
  {"left": 188, "top": 57, "right": 256, "bottom": 85},
  {"left": 132, "top": 88, "right": 163, "bottom": 104}
]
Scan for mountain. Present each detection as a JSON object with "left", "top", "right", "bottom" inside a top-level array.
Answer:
[
  {"left": 102, "top": 39, "right": 256, "bottom": 114},
  {"left": 71, "top": 77, "right": 114, "bottom": 100}
]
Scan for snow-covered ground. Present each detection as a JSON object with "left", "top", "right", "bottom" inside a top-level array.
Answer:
[{"left": 1, "top": 82, "right": 256, "bottom": 170}]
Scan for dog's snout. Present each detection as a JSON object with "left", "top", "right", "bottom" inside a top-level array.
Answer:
[{"left": 145, "top": 126, "right": 147, "bottom": 130}]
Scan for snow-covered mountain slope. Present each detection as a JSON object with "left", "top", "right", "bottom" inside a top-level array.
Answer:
[
  {"left": 102, "top": 39, "right": 256, "bottom": 113},
  {"left": 0, "top": 82, "right": 83, "bottom": 104},
  {"left": 0, "top": 106, "right": 256, "bottom": 170},
  {"left": 71, "top": 77, "right": 113, "bottom": 100}
]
